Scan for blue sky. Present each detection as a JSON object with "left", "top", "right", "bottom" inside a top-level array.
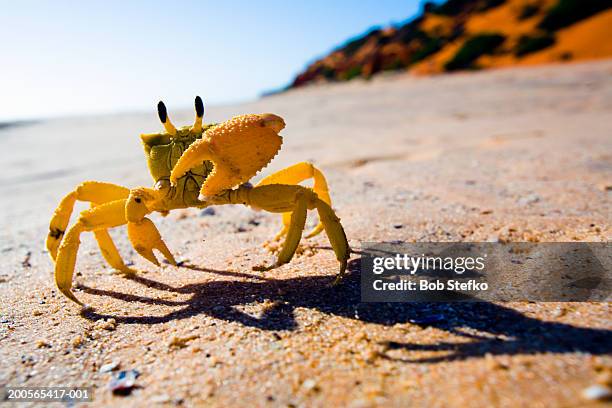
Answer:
[
  {"left": 0, "top": 0, "right": 420, "bottom": 121},
  {"left": 0, "top": 1, "right": 425, "bottom": 121}
]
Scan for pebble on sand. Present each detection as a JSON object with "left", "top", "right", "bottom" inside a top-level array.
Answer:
[
  {"left": 100, "top": 360, "right": 121, "bottom": 373},
  {"left": 301, "top": 379, "right": 320, "bottom": 393},
  {"left": 598, "top": 183, "right": 612, "bottom": 192},
  {"left": 582, "top": 384, "right": 612, "bottom": 401},
  {"left": 200, "top": 207, "right": 216, "bottom": 216},
  {"left": 168, "top": 334, "right": 199, "bottom": 349},
  {"left": 109, "top": 369, "right": 140, "bottom": 395},
  {"left": 517, "top": 194, "right": 541, "bottom": 206},
  {"left": 36, "top": 339, "right": 51, "bottom": 348},
  {"left": 94, "top": 318, "right": 117, "bottom": 331}
]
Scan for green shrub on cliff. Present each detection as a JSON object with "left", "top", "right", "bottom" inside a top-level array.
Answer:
[
  {"left": 538, "top": 0, "right": 612, "bottom": 31},
  {"left": 342, "top": 66, "right": 363, "bottom": 80},
  {"left": 515, "top": 34, "right": 555, "bottom": 56},
  {"left": 444, "top": 33, "right": 505, "bottom": 71}
]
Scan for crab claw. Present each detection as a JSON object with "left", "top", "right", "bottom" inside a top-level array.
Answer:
[
  {"left": 170, "top": 113, "right": 284, "bottom": 198},
  {"left": 127, "top": 218, "right": 176, "bottom": 266}
]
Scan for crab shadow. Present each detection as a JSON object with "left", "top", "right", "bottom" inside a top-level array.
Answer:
[{"left": 80, "top": 257, "right": 612, "bottom": 363}]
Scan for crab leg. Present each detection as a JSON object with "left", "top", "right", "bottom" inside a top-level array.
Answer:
[
  {"left": 273, "top": 190, "right": 308, "bottom": 267},
  {"left": 314, "top": 197, "right": 350, "bottom": 283},
  {"left": 127, "top": 218, "right": 176, "bottom": 267},
  {"left": 55, "top": 199, "right": 128, "bottom": 305},
  {"left": 209, "top": 184, "right": 350, "bottom": 279},
  {"left": 92, "top": 229, "right": 132, "bottom": 273},
  {"left": 256, "top": 162, "right": 332, "bottom": 240},
  {"left": 125, "top": 188, "right": 176, "bottom": 267},
  {"left": 54, "top": 186, "right": 177, "bottom": 305},
  {"left": 47, "top": 181, "right": 133, "bottom": 273},
  {"left": 46, "top": 191, "right": 77, "bottom": 260}
]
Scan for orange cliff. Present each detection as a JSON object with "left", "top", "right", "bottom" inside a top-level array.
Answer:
[{"left": 290, "top": 0, "right": 612, "bottom": 88}]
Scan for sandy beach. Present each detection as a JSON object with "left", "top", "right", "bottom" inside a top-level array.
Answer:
[{"left": 1, "top": 60, "right": 611, "bottom": 407}]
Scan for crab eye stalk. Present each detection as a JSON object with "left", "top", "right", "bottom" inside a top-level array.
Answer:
[
  {"left": 157, "top": 101, "right": 177, "bottom": 136},
  {"left": 191, "top": 96, "right": 204, "bottom": 133}
]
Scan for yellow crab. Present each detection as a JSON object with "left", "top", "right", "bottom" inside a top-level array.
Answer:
[{"left": 46, "top": 97, "right": 350, "bottom": 306}]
